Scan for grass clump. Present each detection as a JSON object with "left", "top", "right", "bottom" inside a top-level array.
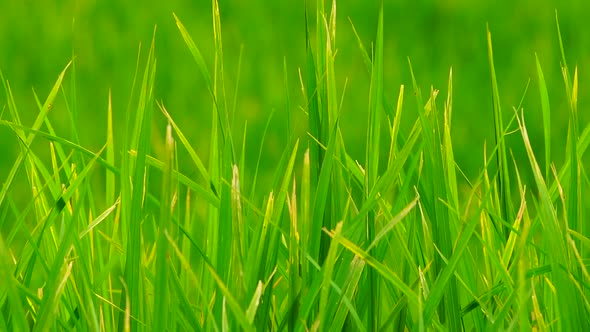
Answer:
[{"left": 1, "top": 1, "right": 590, "bottom": 330}]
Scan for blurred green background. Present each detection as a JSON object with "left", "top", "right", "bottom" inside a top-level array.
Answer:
[{"left": 1, "top": 0, "right": 589, "bottom": 195}]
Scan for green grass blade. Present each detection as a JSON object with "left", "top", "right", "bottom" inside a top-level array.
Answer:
[
  {"left": 535, "top": 54, "right": 551, "bottom": 179},
  {"left": 300, "top": 149, "right": 311, "bottom": 288},
  {"left": 158, "top": 102, "right": 215, "bottom": 196},
  {"left": 486, "top": 25, "right": 513, "bottom": 236},
  {"left": 366, "top": 193, "right": 419, "bottom": 253},
  {"left": 317, "top": 222, "right": 342, "bottom": 330},
  {"left": 0, "top": 235, "right": 28, "bottom": 331},
  {"left": 387, "top": 85, "right": 404, "bottom": 168},
  {"left": 120, "top": 28, "right": 157, "bottom": 332},
  {"left": 418, "top": 187, "right": 487, "bottom": 330},
  {"left": 245, "top": 281, "right": 263, "bottom": 324},
  {"left": 167, "top": 230, "right": 254, "bottom": 331},
  {"left": 329, "top": 256, "right": 366, "bottom": 332},
  {"left": 515, "top": 109, "right": 587, "bottom": 331},
  {"left": 566, "top": 68, "right": 580, "bottom": 235},
  {"left": 168, "top": 264, "right": 204, "bottom": 331},
  {"left": 0, "top": 61, "right": 71, "bottom": 209},
  {"left": 0, "top": 120, "right": 118, "bottom": 175},
  {"left": 287, "top": 178, "right": 300, "bottom": 331},
  {"left": 310, "top": 121, "right": 339, "bottom": 267},
  {"left": 364, "top": 7, "right": 383, "bottom": 329},
  {"left": 173, "top": 13, "right": 214, "bottom": 100},
  {"left": 254, "top": 140, "right": 299, "bottom": 326},
  {"left": 443, "top": 68, "right": 460, "bottom": 213},
  {"left": 153, "top": 123, "right": 175, "bottom": 331},
  {"left": 33, "top": 144, "right": 104, "bottom": 331},
  {"left": 555, "top": 12, "right": 571, "bottom": 96},
  {"left": 78, "top": 198, "right": 120, "bottom": 239},
  {"left": 349, "top": 19, "right": 372, "bottom": 74},
  {"left": 326, "top": 230, "right": 419, "bottom": 307},
  {"left": 366, "top": 4, "right": 384, "bottom": 191},
  {"left": 106, "top": 89, "right": 116, "bottom": 204},
  {"left": 127, "top": 151, "right": 218, "bottom": 207}
]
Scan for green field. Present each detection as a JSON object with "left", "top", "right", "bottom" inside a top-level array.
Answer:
[{"left": 1, "top": 0, "right": 590, "bottom": 330}]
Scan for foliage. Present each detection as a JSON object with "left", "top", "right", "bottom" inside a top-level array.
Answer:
[{"left": 1, "top": 1, "right": 590, "bottom": 330}]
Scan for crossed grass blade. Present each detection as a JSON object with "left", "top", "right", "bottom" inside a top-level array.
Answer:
[
  {"left": 0, "top": 61, "right": 71, "bottom": 210},
  {"left": 516, "top": 109, "right": 588, "bottom": 330},
  {"left": 33, "top": 144, "right": 105, "bottom": 331}
]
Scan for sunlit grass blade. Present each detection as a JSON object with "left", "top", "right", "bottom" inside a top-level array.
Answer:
[
  {"left": 387, "top": 85, "right": 404, "bottom": 168},
  {"left": 535, "top": 54, "right": 551, "bottom": 179},
  {"left": 245, "top": 281, "right": 263, "bottom": 324},
  {"left": 366, "top": 193, "right": 419, "bottom": 253},
  {"left": 79, "top": 198, "right": 120, "bottom": 239}
]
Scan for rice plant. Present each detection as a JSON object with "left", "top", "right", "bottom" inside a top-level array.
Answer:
[{"left": 1, "top": 1, "right": 589, "bottom": 330}]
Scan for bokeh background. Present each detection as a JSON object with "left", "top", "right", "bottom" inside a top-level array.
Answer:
[{"left": 1, "top": 0, "right": 589, "bottom": 196}]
